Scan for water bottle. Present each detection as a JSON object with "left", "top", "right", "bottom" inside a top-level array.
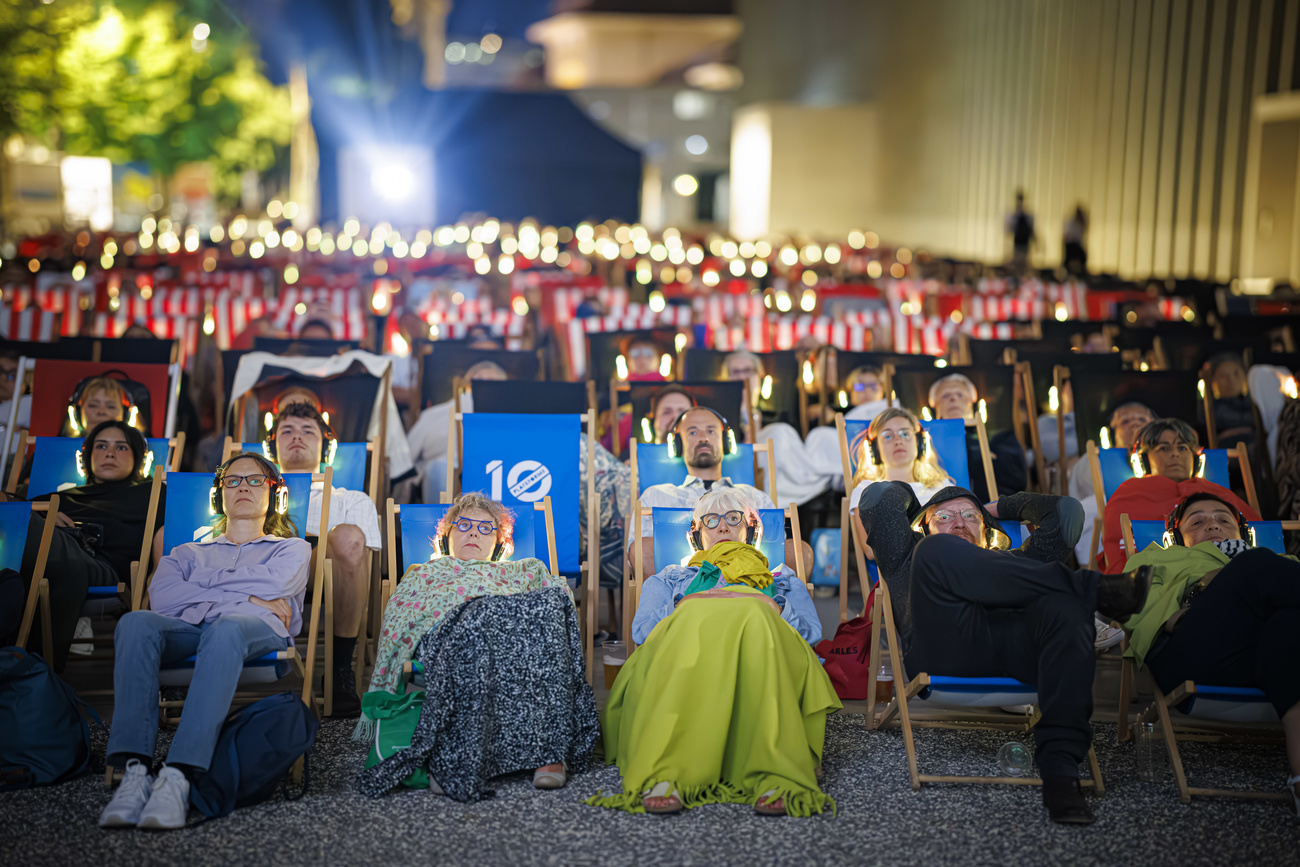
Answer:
[
  {"left": 1135, "top": 722, "right": 1168, "bottom": 782},
  {"left": 996, "top": 741, "right": 1032, "bottom": 777}
]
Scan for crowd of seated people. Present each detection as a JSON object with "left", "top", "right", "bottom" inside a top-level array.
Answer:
[{"left": 9, "top": 313, "right": 1300, "bottom": 831}]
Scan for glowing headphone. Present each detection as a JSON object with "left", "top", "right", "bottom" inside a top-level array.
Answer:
[
  {"left": 264, "top": 408, "right": 338, "bottom": 467},
  {"left": 687, "top": 509, "right": 762, "bottom": 554},
  {"left": 667, "top": 407, "right": 738, "bottom": 459},
  {"left": 1162, "top": 495, "right": 1253, "bottom": 548},
  {"left": 856, "top": 421, "right": 929, "bottom": 468},
  {"left": 210, "top": 453, "right": 289, "bottom": 517},
  {"left": 1130, "top": 443, "right": 1206, "bottom": 479},
  {"left": 66, "top": 373, "right": 139, "bottom": 436},
  {"left": 75, "top": 423, "right": 150, "bottom": 482},
  {"left": 434, "top": 517, "right": 512, "bottom": 562}
]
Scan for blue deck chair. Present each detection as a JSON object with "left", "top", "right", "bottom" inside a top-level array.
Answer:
[
  {"left": 1117, "top": 513, "right": 1290, "bottom": 804},
  {"left": 144, "top": 466, "right": 335, "bottom": 719},
  {"left": 380, "top": 497, "right": 559, "bottom": 679},
  {"left": 9, "top": 432, "right": 183, "bottom": 500},
  {"left": 864, "top": 524, "right": 1105, "bottom": 795},
  {"left": 628, "top": 504, "right": 808, "bottom": 651},
  {"left": 832, "top": 413, "right": 978, "bottom": 622},
  {"left": 12, "top": 497, "right": 72, "bottom": 664}
]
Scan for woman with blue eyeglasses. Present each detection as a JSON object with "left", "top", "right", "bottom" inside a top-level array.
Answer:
[
  {"left": 358, "top": 492, "right": 598, "bottom": 802},
  {"left": 591, "top": 488, "right": 838, "bottom": 818}
]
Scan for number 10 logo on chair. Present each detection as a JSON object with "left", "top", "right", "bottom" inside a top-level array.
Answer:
[{"left": 485, "top": 459, "right": 553, "bottom": 502}]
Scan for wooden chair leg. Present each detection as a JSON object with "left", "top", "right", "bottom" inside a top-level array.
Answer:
[
  {"left": 1086, "top": 747, "right": 1105, "bottom": 796},
  {"left": 323, "top": 564, "right": 335, "bottom": 718},
  {"left": 1152, "top": 686, "right": 1193, "bottom": 804},
  {"left": 39, "top": 580, "right": 54, "bottom": 663}
]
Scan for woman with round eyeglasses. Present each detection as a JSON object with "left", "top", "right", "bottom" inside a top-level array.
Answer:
[
  {"left": 359, "top": 492, "right": 598, "bottom": 802},
  {"left": 590, "top": 488, "right": 837, "bottom": 818},
  {"left": 850, "top": 407, "right": 953, "bottom": 509}
]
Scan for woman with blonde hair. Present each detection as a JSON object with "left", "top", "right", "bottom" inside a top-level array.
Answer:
[
  {"left": 358, "top": 492, "right": 598, "bottom": 801},
  {"left": 849, "top": 407, "right": 953, "bottom": 508}
]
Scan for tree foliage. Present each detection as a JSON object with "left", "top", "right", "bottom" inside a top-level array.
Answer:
[{"left": 0, "top": 0, "right": 291, "bottom": 201}]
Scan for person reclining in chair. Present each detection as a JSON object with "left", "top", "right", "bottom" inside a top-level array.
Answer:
[
  {"left": 19, "top": 420, "right": 165, "bottom": 669},
  {"left": 857, "top": 479, "right": 1151, "bottom": 825},
  {"left": 592, "top": 488, "right": 836, "bottom": 817},
  {"left": 1101, "top": 418, "right": 1259, "bottom": 572},
  {"left": 358, "top": 492, "right": 597, "bottom": 801},
  {"left": 98, "top": 452, "right": 310, "bottom": 831},
  {"left": 267, "top": 402, "right": 381, "bottom": 719},
  {"left": 1120, "top": 491, "right": 1300, "bottom": 815}
]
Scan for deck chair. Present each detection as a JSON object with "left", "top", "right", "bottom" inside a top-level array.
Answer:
[
  {"left": 447, "top": 410, "right": 600, "bottom": 683},
  {"left": 625, "top": 437, "right": 778, "bottom": 642},
  {"left": 1116, "top": 514, "right": 1292, "bottom": 804},
  {"left": 864, "top": 548, "right": 1105, "bottom": 794},
  {"left": 607, "top": 380, "right": 745, "bottom": 458},
  {"left": 6, "top": 431, "right": 185, "bottom": 498},
  {"left": 12, "top": 496, "right": 82, "bottom": 664},
  {"left": 834, "top": 414, "right": 976, "bottom": 622},
  {"left": 379, "top": 497, "right": 559, "bottom": 681},
  {"left": 1085, "top": 440, "right": 1261, "bottom": 569},
  {"left": 141, "top": 466, "right": 335, "bottom": 720},
  {"left": 627, "top": 504, "right": 809, "bottom": 652}
]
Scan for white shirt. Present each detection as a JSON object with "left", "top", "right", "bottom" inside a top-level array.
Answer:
[
  {"left": 307, "top": 484, "right": 381, "bottom": 550},
  {"left": 0, "top": 394, "right": 32, "bottom": 433},
  {"left": 635, "top": 475, "right": 776, "bottom": 543},
  {"left": 407, "top": 392, "right": 474, "bottom": 467},
  {"left": 849, "top": 477, "right": 952, "bottom": 513}
]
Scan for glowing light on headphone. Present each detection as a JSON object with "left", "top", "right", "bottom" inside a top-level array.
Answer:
[
  {"left": 1196, "top": 453, "right": 1206, "bottom": 478},
  {"left": 921, "top": 406, "right": 932, "bottom": 421},
  {"left": 1099, "top": 427, "right": 1111, "bottom": 450},
  {"left": 761, "top": 375, "right": 773, "bottom": 400},
  {"left": 209, "top": 487, "right": 217, "bottom": 515},
  {"left": 1286, "top": 377, "right": 1298, "bottom": 400},
  {"left": 127, "top": 406, "right": 139, "bottom": 428},
  {"left": 326, "top": 438, "right": 338, "bottom": 466},
  {"left": 1048, "top": 386, "right": 1059, "bottom": 413},
  {"left": 838, "top": 390, "right": 848, "bottom": 408},
  {"left": 802, "top": 361, "right": 814, "bottom": 386},
  {"left": 615, "top": 354, "right": 628, "bottom": 380},
  {"left": 675, "top": 333, "right": 687, "bottom": 353},
  {"left": 1139, "top": 361, "right": 1149, "bottom": 372},
  {"left": 1130, "top": 451, "right": 1146, "bottom": 478},
  {"left": 141, "top": 450, "right": 154, "bottom": 477},
  {"left": 322, "top": 411, "right": 330, "bottom": 425},
  {"left": 75, "top": 449, "right": 85, "bottom": 478},
  {"left": 1197, "top": 379, "right": 1205, "bottom": 399},
  {"left": 659, "top": 354, "right": 672, "bottom": 377},
  {"left": 641, "top": 417, "right": 653, "bottom": 442},
  {"left": 67, "top": 406, "right": 81, "bottom": 434},
  {"left": 264, "top": 412, "right": 274, "bottom": 432},
  {"left": 978, "top": 399, "right": 987, "bottom": 424}
]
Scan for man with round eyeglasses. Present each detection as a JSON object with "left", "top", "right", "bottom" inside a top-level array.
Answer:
[{"left": 857, "top": 480, "right": 1152, "bottom": 826}]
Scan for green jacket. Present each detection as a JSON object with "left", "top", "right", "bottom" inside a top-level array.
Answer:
[{"left": 1122, "top": 542, "right": 1297, "bottom": 666}]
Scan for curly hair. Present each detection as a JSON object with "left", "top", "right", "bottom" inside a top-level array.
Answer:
[
  {"left": 850, "top": 407, "right": 950, "bottom": 489},
  {"left": 433, "top": 492, "right": 515, "bottom": 556},
  {"left": 212, "top": 452, "right": 299, "bottom": 539}
]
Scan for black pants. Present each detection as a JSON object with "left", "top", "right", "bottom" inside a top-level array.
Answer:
[
  {"left": 1146, "top": 547, "right": 1300, "bottom": 718},
  {"left": 905, "top": 534, "right": 1102, "bottom": 777},
  {"left": 20, "top": 513, "right": 117, "bottom": 671}
]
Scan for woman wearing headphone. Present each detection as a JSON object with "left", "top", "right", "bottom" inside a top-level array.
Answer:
[
  {"left": 848, "top": 407, "right": 953, "bottom": 508},
  {"left": 98, "top": 452, "right": 310, "bottom": 830},
  {"left": 1121, "top": 491, "right": 1300, "bottom": 813},
  {"left": 65, "top": 376, "right": 145, "bottom": 436},
  {"left": 593, "top": 488, "right": 837, "bottom": 818},
  {"left": 18, "top": 420, "right": 165, "bottom": 669},
  {"left": 358, "top": 492, "right": 598, "bottom": 801}
]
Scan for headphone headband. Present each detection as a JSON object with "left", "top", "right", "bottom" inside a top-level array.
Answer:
[
  {"left": 1163, "top": 494, "right": 1250, "bottom": 547},
  {"left": 667, "top": 407, "right": 739, "bottom": 459},
  {"left": 212, "top": 452, "right": 287, "bottom": 517}
]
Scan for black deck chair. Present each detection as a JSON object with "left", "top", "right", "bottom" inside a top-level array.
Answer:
[
  {"left": 471, "top": 379, "right": 591, "bottom": 415},
  {"left": 417, "top": 341, "right": 542, "bottom": 409},
  {"left": 252, "top": 336, "right": 362, "bottom": 357},
  {"left": 682, "top": 347, "right": 803, "bottom": 431}
]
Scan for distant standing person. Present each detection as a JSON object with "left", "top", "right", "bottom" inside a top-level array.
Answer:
[
  {"left": 1006, "top": 190, "right": 1035, "bottom": 274},
  {"left": 1063, "top": 206, "right": 1088, "bottom": 275}
]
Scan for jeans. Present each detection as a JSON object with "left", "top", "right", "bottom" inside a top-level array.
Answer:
[
  {"left": 105, "top": 611, "right": 288, "bottom": 771},
  {"left": 905, "top": 533, "right": 1103, "bottom": 777}
]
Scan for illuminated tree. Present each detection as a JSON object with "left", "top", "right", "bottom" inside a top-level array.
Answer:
[{"left": 0, "top": 0, "right": 290, "bottom": 201}]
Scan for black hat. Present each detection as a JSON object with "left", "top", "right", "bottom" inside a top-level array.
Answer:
[{"left": 912, "top": 485, "right": 1012, "bottom": 550}]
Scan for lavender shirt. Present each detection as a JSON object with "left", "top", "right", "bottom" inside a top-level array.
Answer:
[{"left": 147, "top": 534, "right": 312, "bottom": 638}]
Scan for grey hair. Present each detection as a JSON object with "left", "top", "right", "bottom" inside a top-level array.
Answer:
[
  {"left": 465, "top": 361, "right": 507, "bottom": 380},
  {"left": 691, "top": 487, "right": 762, "bottom": 525},
  {"left": 723, "top": 350, "right": 763, "bottom": 376},
  {"left": 928, "top": 372, "right": 977, "bottom": 407}
]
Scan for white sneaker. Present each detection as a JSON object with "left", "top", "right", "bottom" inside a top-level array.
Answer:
[
  {"left": 70, "top": 616, "right": 94, "bottom": 656},
  {"left": 98, "top": 759, "right": 153, "bottom": 828},
  {"left": 1094, "top": 616, "right": 1124, "bottom": 651},
  {"left": 136, "top": 765, "right": 191, "bottom": 830}
]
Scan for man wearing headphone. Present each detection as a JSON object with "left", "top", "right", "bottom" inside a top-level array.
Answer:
[
  {"left": 267, "top": 402, "right": 381, "bottom": 719},
  {"left": 1101, "top": 418, "right": 1259, "bottom": 573},
  {"left": 633, "top": 406, "right": 777, "bottom": 580},
  {"left": 929, "top": 372, "right": 1027, "bottom": 498},
  {"left": 857, "top": 478, "right": 1151, "bottom": 825},
  {"left": 1121, "top": 491, "right": 1300, "bottom": 814}
]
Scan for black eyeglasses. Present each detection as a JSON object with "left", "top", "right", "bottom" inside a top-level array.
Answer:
[
  {"left": 699, "top": 510, "right": 745, "bottom": 530},
  {"left": 453, "top": 518, "right": 497, "bottom": 535},
  {"left": 220, "top": 474, "right": 270, "bottom": 488}
]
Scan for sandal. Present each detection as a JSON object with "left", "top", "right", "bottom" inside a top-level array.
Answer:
[
  {"left": 754, "top": 790, "right": 786, "bottom": 816},
  {"left": 642, "top": 781, "right": 684, "bottom": 814},
  {"left": 533, "top": 762, "right": 567, "bottom": 790}
]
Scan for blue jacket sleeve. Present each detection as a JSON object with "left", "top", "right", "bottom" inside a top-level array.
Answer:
[
  {"left": 773, "top": 568, "right": 822, "bottom": 645},
  {"left": 631, "top": 566, "right": 687, "bottom": 644}
]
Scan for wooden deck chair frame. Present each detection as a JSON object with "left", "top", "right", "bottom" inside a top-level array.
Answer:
[
  {"left": 5, "top": 430, "right": 187, "bottom": 496},
  {"left": 865, "top": 570, "right": 1105, "bottom": 793},
  {"left": 444, "top": 409, "right": 601, "bottom": 682},
  {"left": 625, "top": 501, "right": 808, "bottom": 653},
  {"left": 1014, "top": 361, "right": 1050, "bottom": 494},
  {"left": 14, "top": 496, "right": 77, "bottom": 661},
  {"left": 134, "top": 466, "right": 335, "bottom": 721},
  {"left": 1117, "top": 514, "right": 1290, "bottom": 804},
  {"left": 381, "top": 497, "right": 560, "bottom": 680}
]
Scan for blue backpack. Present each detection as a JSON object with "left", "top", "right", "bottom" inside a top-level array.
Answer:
[
  {"left": 0, "top": 647, "right": 102, "bottom": 789},
  {"left": 188, "top": 691, "right": 319, "bottom": 818}
]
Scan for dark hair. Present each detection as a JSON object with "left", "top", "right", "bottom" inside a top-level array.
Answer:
[
  {"left": 1134, "top": 418, "right": 1198, "bottom": 453},
  {"left": 1109, "top": 401, "right": 1154, "bottom": 423},
  {"left": 81, "top": 420, "right": 148, "bottom": 484},
  {"left": 272, "top": 401, "right": 331, "bottom": 440},
  {"left": 651, "top": 385, "right": 696, "bottom": 417},
  {"left": 1205, "top": 352, "right": 1246, "bottom": 378},
  {"left": 213, "top": 452, "right": 298, "bottom": 539},
  {"left": 297, "top": 319, "right": 334, "bottom": 338},
  {"left": 1173, "top": 491, "right": 1238, "bottom": 522}
]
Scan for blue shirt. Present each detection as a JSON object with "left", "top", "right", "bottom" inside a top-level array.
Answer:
[
  {"left": 632, "top": 563, "right": 822, "bottom": 646},
  {"left": 148, "top": 534, "right": 312, "bottom": 638}
]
